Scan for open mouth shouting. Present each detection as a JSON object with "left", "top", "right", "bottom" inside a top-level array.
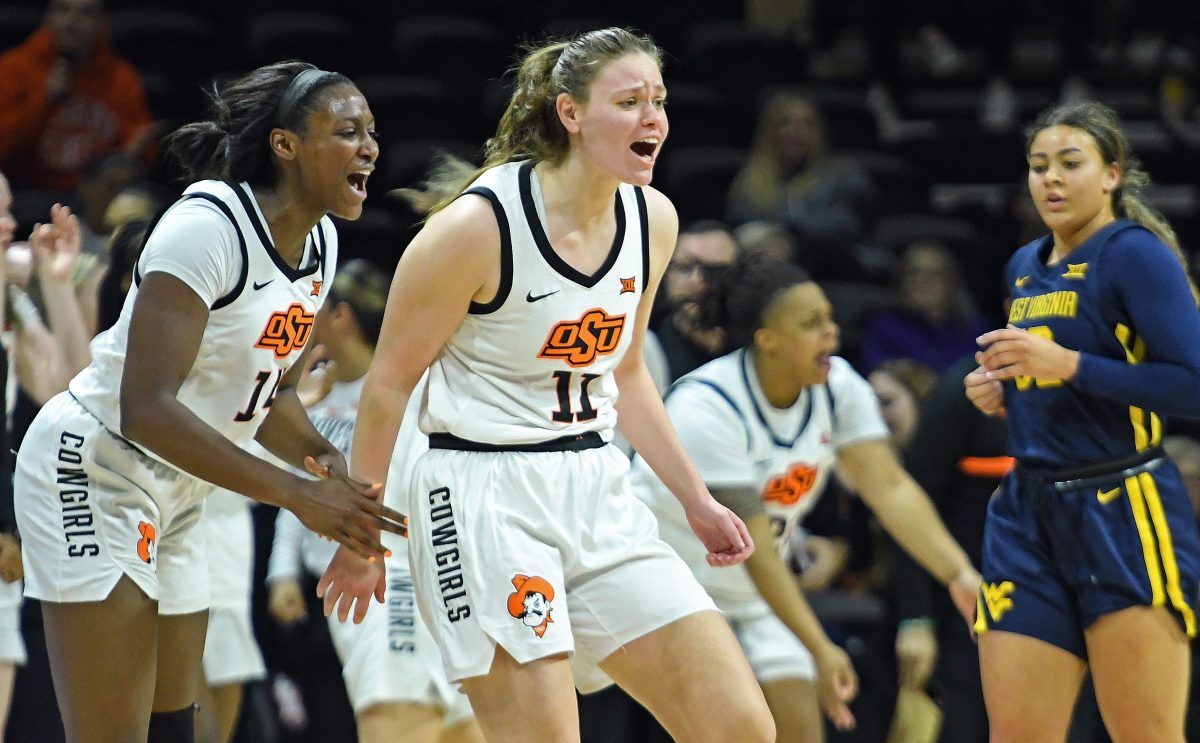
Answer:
[
  {"left": 630, "top": 137, "right": 660, "bottom": 162},
  {"left": 346, "top": 169, "right": 371, "bottom": 200}
]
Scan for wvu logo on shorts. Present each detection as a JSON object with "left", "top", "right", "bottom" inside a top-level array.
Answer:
[
  {"left": 136, "top": 521, "right": 156, "bottom": 564},
  {"left": 255, "top": 303, "right": 315, "bottom": 359},
  {"left": 507, "top": 574, "right": 555, "bottom": 638},
  {"left": 763, "top": 462, "right": 819, "bottom": 506},
  {"left": 538, "top": 308, "right": 626, "bottom": 367},
  {"left": 619, "top": 276, "right": 636, "bottom": 294},
  {"left": 980, "top": 581, "right": 1015, "bottom": 623}
]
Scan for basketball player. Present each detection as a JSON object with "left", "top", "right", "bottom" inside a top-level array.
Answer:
[
  {"left": 13, "top": 62, "right": 405, "bottom": 742},
  {"left": 633, "top": 257, "right": 979, "bottom": 741},
  {"left": 967, "top": 101, "right": 1200, "bottom": 742},
  {"left": 266, "top": 260, "right": 482, "bottom": 743},
  {"left": 318, "top": 28, "right": 776, "bottom": 743}
]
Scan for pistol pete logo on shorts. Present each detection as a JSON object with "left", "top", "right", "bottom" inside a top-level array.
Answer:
[
  {"left": 254, "top": 303, "right": 315, "bottom": 359},
  {"left": 507, "top": 574, "right": 556, "bottom": 638},
  {"left": 136, "top": 521, "right": 156, "bottom": 564},
  {"left": 763, "top": 462, "right": 819, "bottom": 506},
  {"left": 538, "top": 308, "right": 626, "bottom": 368}
]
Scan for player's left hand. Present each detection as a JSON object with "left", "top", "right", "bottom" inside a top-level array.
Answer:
[
  {"left": 948, "top": 566, "right": 981, "bottom": 635},
  {"left": 316, "top": 544, "right": 386, "bottom": 624},
  {"left": 976, "top": 325, "right": 1080, "bottom": 383},
  {"left": 685, "top": 496, "right": 755, "bottom": 567}
]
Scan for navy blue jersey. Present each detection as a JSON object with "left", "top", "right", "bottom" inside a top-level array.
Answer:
[{"left": 1002, "top": 220, "right": 1200, "bottom": 468}]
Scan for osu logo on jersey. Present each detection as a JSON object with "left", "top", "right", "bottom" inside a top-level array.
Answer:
[
  {"left": 763, "top": 462, "right": 819, "bottom": 506},
  {"left": 538, "top": 308, "right": 626, "bottom": 367},
  {"left": 136, "top": 521, "right": 156, "bottom": 564},
  {"left": 255, "top": 303, "right": 315, "bottom": 359},
  {"left": 507, "top": 574, "right": 555, "bottom": 637}
]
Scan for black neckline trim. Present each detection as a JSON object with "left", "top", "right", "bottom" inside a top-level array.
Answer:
[
  {"left": 463, "top": 187, "right": 513, "bottom": 314},
  {"left": 739, "top": 349, "right": 812, "bottom": 448},
  {"left": 227, "top": 181, "right": 321, "bottom": 283},
  {"left": 518, "top": 161, "right": 625, "bottom": 288}
]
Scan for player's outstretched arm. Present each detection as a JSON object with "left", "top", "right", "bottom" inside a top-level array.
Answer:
[{"left": 119, "top": 272, "right": 404, "bottom": 558}]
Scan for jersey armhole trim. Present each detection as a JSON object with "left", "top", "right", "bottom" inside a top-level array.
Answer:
[
  {"left": 463, "top": 187, "right": 513, "bottom": 315},
  {"left": 634, "top": 186, "right": 650, "bottom": 291},
  {"left": 132, "top": 193, "right": 249, "bottom": 311},
  {"left": 668, "top": 378, "right": 751, "bottom": 447}
]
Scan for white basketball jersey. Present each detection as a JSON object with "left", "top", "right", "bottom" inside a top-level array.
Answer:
[
  {"left": 632, "top": 350, "right": 888, "bottom": 605},
  {"left": 71, "top": 180, "right": 336, "bottom": 468},
  {"left": 419, "top": 160, "right": 650, "bottom": 445}
]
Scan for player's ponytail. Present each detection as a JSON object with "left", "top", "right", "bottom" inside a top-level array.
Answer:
[
  {"left": 166, "top": 62, "right": 351, "bottom": 187},
  {"left": 1027, "top": 101, "right": 1199, "bottom": 305},
  {"left": 697, "top": 256, "right": 812, "bottom": 350},
  {"left": 402, "top": 28, "right": 662, "bottom": 216}
]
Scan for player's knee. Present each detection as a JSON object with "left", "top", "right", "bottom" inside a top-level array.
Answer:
[
  {"left": 1104, "top": 715, "right": 1185, "bottom": 743},
  {"left": 708, "top": 696, "right": 774, "bottom": 743}
]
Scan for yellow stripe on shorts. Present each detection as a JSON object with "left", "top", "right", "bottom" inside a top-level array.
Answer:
[
  {"left": 1138, "top": 472, "right": 1197, "bottom": 637},
  {"left": 1125, "top": 474, "right": 1165, "bottom": 607}
]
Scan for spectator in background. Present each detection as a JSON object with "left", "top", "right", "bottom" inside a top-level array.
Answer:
[
  {"left": 868, "top": 359, "right": 937, "bottom": 453},
  {"left": 75, "top": 152, "right": 144, "bottom": 255},
  {"left": 727, "top": 92, "right": 874, "bottom": 251},
  {"left": 0, "top": 0, "right": 156, "bottom": 193},
  {"left": 859, "top": 240, "right": 989, "bottom": 374},
  {"left": 734, "top": 220, "right": 798, "bottom": 264},
  {"left": 655, "top": 220, "right": 738, "bottom": 381}
]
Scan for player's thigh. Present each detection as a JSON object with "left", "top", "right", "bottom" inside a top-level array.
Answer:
[
  {"left": 357, "top": 701, "right": 443, "bottom": 743},
  {"left": 1085, "top": 605, "right": 1190, "bottom": 743},
  {"left": 978, "top": 629, "right": 1085, "bottom": 743},
  {"left": 42, "top": 575, "right": 159, "bottom": 742},
  {"left": 460, "top": 646, "right": 579, "bottom": 743},
  {"left": 440, "top": 717, "right": 486, "bottom": 743},
  {"left": 762, "top": 677, "right": 822, "bottom": 743},
  {"left": 600, "top": 610, "right": 774, "bottom": 743}
]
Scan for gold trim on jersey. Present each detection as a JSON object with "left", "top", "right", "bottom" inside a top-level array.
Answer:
[
  {"left": 1139, "top": 472, "right": 1197, "bottom": 636},
  {"left": 1114, "top": 324, "right": 1162, "bottom": 451}
]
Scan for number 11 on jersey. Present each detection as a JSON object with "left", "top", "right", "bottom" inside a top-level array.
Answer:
[{"left": 551, "top": 371, "right": 599, "bottom": 423}]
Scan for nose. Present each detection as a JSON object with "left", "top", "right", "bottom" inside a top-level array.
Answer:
[{"left": 360, "top": 133, "right": 379, "bottom": 162}]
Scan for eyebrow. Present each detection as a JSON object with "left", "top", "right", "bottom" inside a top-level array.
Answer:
[
  {"left": 615, "top": 83, "right": 667, "bottom": 94},
  {"left": 1029, "top": 147, "right": 1084, "bottom": 158}
]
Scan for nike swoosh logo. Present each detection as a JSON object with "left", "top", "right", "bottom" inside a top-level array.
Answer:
[
  {"left": 1015, "top": 276, "right": 1030, "bottom": 288},
  {"left": 253, "top": 280, "right": 274, "bottom": 291},
  {"left": 1097, "top": 486, "right": 1122, "bottom": 504},
  {"left": 526, "top": 290, "right": 559, "bottom": 303}
]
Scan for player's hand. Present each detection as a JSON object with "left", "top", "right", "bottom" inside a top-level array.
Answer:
[
  {"left": 948, "top": 565, "right": 981, "bottom": 635},
  {"left": 304, "top": 452, "right": 349, "bottom": 481},
  {"left": 316, "top": 544, "right": 386, "bottom": 624},
  {"left": 684, "top": 496, "right": 754, "bottom": 567},
  {"left": 296, "top": 344, "right": 336, "bottom": 408},
  {"left": 30, "top": 204, "right": 82, "bottom": 284},
  {"left": 895, "top": 620, "right": 937, "bottom": 690},
  {"left": 976, "top": 325, "right": 1080, "bottom": 383},
  {"left": 964, "top": 364, "right": 1005, "bottom": 417},
  {"left": 0, "top": 533, "right": 21, "bottom": 583},
  {"left": 287, "top": 474, "right": 405, "bottom": 559},
  {"left": 268, "top": 578, "right": 307, "bottom": 625},
  {"left": 814, "top": 641, "right": 858, "bottom": 731}
]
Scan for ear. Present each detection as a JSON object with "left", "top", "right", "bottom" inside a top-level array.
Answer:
[
  {"left": 1102, "top": 161, "right": 1121, "bottom": 194},
  {"left": 555, "top": 92, "right": 582, "bottom": 135},
  {"left": 269, "top": 128, "right": 299, "bottom": 162},
  {"left": 753, "top": 325, "right": 775, "bottom": 354}
]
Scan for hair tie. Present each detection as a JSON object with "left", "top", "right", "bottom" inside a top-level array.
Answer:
[{"left": 277, "top": 68, "right": 332, "bottom": 126}]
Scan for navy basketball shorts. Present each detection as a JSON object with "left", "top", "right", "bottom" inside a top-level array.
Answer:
[{"left": 976, "top": 451, "right": 1200, "bottom": 657}]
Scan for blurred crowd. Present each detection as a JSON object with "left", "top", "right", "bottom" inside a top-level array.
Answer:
[{"left": 1, "top": 0, "right": 1200, "bottom": 741}]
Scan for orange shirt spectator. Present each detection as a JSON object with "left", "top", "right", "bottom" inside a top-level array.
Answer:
[{"left": 0, "top": 0, "right": 154, "bottom": 191}]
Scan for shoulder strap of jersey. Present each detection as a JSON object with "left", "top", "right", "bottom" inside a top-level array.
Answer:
[
  {"left": 133, "top": 191, "right": 249, "bottom": 311},
  {"left": 634, "top": 186, "right": 650, "bottom": 291}
]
